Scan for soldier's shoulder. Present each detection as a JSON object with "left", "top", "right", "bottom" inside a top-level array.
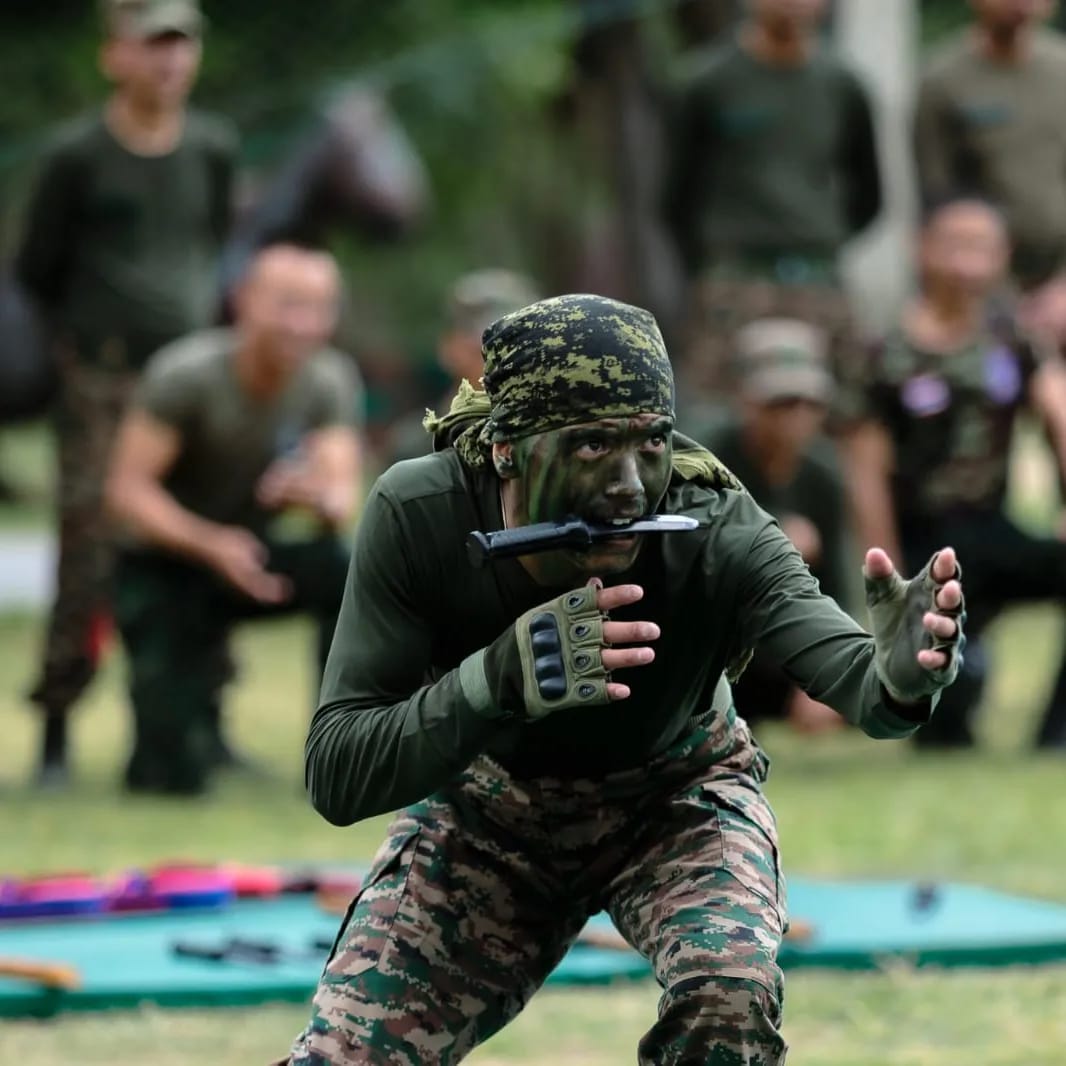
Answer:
[
  {"left": 677, "top": 39, "right": 743, "bottom": 89},
  {"left": 183, "top": 110, "right": 240, "bottom": 156},
  {"left": 308, "top": 345, "right": 364, "bottom": 386},
  {"left": 37, "top": 112, "right": 106, "bottom": 164},
  {"left": 375, "top": 449, "right": 470, "bottom": 508},
  {"left": 921, "top": 31, "right": 975, "bottom": 83},
  {"left": 1030, "top": 28, "right": 1066, "bottom": 66},
  {"left": 143, "top": 328, "right": 235, "bottom": 383}
]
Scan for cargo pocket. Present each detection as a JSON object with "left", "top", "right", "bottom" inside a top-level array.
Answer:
[
  {"left": 712, "top": 794, "right": 787, "bottom": 934},
  {"left": 324, "top": 825, "right": 421, "bottom": 978}
]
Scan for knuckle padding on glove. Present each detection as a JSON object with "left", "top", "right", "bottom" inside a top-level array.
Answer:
[
  {"left": 512, "top": 585, "right": 611, "bottom": 718},
  {"left": 867, "top": 552, "right": 967, "bottom": 704}
]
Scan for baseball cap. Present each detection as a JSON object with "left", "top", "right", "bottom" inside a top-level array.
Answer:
[
  {"left": 102, "top": 0, "right": 203, "bottom": 39},
  {"left": 734, "top": 318, "right": 835, "bottom": 405},
  {"left": 446, "top": 269, "right": 540, "bottom": 338}
]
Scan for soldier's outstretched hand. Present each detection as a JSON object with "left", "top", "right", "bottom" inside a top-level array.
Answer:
[{"left": 864, "top": 546, "right": 965, "bottom": 705}]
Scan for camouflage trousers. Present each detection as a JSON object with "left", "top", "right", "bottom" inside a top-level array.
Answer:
[
  {"left": 678, "top": 271, "right": 860, "bottom": 411},
  {"left": 283, "top": 712, "right": 789, "bottom": 1065},
  {"left": 30, "top": 360, "right": 136, "bottom": 714}
]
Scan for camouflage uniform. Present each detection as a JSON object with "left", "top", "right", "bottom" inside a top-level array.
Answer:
[
  {"left": 285, "top": 710, "right": 786, "bottom": 1065},
  {"left": 283, "top": 296, "right": 952, "bottom": 1064}
]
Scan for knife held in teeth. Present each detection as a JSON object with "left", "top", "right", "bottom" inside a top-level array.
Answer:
[{"left": 466, "top": 514, "right": 700, "bottom": 568}]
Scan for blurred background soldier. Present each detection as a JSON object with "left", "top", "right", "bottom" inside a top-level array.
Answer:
[
  {"left": 13, "top": 0, "right": 237, "bottom": 787},
  {"left": 663, "top": 0, "right": 882, "bottom": 420},
  {"left": 105, "top": 243, "right": 363, "bottom": 795},
  {"left": 699, "top": 316, "right": 849, "bottom": 734}
]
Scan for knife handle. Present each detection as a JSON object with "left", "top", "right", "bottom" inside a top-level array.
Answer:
[{"left": 466, "top": 521, "right": 589, "bottom": 567}]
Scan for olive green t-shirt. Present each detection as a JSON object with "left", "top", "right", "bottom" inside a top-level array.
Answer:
[
  {"left": 134, "top": 329, "right": 363, "bottom": 534},
  {"left": 663, "top": 38, "right": 882, "bottom": 276},
  {"left": 307, "top": 448, "right": 928, "bottom": 826},
  {"left": 915, "top": 30, "right": 1066, "bottom": 286},
  {"left": 15, "top": 110, "right": 237, "bottom": 369}
]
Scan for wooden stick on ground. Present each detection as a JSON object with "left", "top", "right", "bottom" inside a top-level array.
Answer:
[{"left": 0, "top": 958, "right": 82, "bottom": 990}]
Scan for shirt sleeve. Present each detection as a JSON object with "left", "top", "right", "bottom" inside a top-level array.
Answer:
[
  {"left": 133, "top": 352, "right": 202, "bottom": 435},
  {"left": 310, "top": 353, "right": 366, "bottom": 430},
  {"left": 734, "top": 514, "right": 931, "bottom": 739},
  {"left": 838, "top": 69, "right": 882, "bottom": 237},
  {"left": 661, "top": 73, "right": 714, "bottom": 278},
  {"left": 13, "top": 139, "right": 84, "bottom": 310},
  {"left": 913, "top": 69, "right": 955, "bottom": 209},
  {"left": 305, "top": 484, "right": 507, "bottom": 825}
]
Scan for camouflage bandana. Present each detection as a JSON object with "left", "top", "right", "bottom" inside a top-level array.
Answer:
[{"left": 425, "top": 294, "right": 676, "bottom": 467}]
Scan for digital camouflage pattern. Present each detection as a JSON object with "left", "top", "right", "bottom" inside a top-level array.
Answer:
[
  {"left": 29, "top": 359, "right": 137, "bottom": 714},
  {"left": 425, "top": 294, "right": 675, "bottom": 468},
  {"left": 282, "top": 712, "right": 788, "bottom": 1065}
]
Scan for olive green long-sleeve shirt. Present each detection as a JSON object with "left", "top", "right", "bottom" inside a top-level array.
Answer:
[{"left": 307, "top": 450, "right": 927, "bottom": 826}]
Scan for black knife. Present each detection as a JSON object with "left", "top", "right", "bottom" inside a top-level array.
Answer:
[{"left": 466, "top": 514, "right": 700, "bottom": 568}]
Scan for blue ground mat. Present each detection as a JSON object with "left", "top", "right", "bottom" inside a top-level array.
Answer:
[{"left": 3, "top": 877, "right": 1066, "bottom": 1018}]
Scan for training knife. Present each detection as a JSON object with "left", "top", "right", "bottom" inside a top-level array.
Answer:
[{"left": 466, "top": 514, "right": 700, "bottom": 568}]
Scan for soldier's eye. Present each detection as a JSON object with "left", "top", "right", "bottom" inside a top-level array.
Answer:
[{"left": 577, "top": 438, "right": 607, "bottom": 457}]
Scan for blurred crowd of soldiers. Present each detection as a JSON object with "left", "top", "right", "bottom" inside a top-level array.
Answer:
[{"left": 6, "top": 0, "right": 1066, "bottom": 793}]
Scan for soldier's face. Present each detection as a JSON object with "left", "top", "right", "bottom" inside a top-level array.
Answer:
[
  {"left": 920, "top": 202, "right": 1009, "bottom": 298},
  {"left": 237, "top": 247, "right": 341, "bottom": 372},
  {"left": 971, "top": 0, "right": 1053, "bottom": 34},
  {"left": 102, "top": 32, "right": 202, "bottom": 108},
  {"left": 503, "top": 413, "right": 674, "bottom": 584},
  {"left": 745, "top": 396, "right": 826, "bottom": 458}
]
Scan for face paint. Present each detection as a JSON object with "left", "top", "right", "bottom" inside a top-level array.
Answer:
[{"left": 508, "top": 413, "right": 674, "bottom": 585}]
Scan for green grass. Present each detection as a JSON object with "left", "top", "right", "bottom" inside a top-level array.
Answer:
[
  {"left": 0, "top": 422, "right": 52, "bottom": 529},
  {"left": 0, "top": 605, "right": 1065, "bottom": 1065}
]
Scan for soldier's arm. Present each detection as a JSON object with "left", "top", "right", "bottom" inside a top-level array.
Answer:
[
  {"left": 257, "top": 355, "right": 365, "bottom": 528},
  {"left": 661, "top": 78, "right": 712, "bottom": 277},
  {"left": 106, "top": 409, "right": 231, "bottom": 560},
  {"left": 913, "top": 70, "right": 955, "bottom": 209},
  {"left": 841, "top": 418, "right": 903, "bottom": 568},
  {"left": 306, "top": 486, "right": 509, "bottom": 826},
  {"left": 1028, "top": 355, "right": 1066, "bottom": 483},
  {"left": 734, "top": 516, "right": 933, "bottom": 739},
  {"left": 13, "top": 143, "right": 82, "bottom": 310},
  {"left": 839, "top": 71, "right": 882, "bottom": 238}
]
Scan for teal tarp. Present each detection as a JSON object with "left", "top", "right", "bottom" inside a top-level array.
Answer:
[{"left": 3, "top": 878, "right": 1066, "bottom": 1018}]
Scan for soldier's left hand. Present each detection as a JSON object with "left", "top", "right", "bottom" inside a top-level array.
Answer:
[{"left": 864, "top": 546, "right": 965, "bottom": 704}]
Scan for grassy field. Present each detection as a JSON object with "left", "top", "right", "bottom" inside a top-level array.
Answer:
[{"left": 1, "top": 419, "right": 1066, "bottom": 1064}]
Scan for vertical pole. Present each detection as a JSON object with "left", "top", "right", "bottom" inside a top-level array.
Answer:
[{"left": 835, "top": 0, "right": 918, "bottom": 333}]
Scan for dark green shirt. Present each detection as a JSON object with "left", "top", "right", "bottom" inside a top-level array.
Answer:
[
  {"left": 703, "top": 419, "right": 849, "bottom": 607},
  {"left": 15, "top": 110, "right": 237, "bottom": 369},
  {"left": 664, "top": 38, "right": 882, "bottom": 277},
  {"left": 134, "top": 328, "right": 362, "bottom": 536},
  {"left": 307, "top": 448, "right": 926, "bottom": 826},
  {"left": 915, "top": 30, "right": 1066, "bottom": 287}
]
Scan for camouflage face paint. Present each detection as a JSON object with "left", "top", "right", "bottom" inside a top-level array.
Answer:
[{"left": 508, "top": 413, "right": 674, "bottom": 585}]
